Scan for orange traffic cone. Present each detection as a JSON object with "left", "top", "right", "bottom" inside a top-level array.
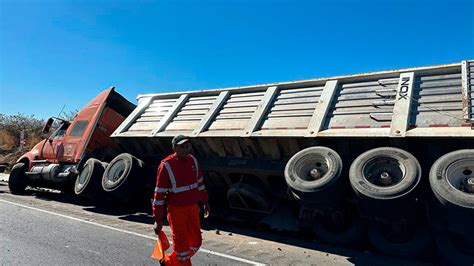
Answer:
[{"left": 151, "top": 231, "right": 170, "bottom": 260}]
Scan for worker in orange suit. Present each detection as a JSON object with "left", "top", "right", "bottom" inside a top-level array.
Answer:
[{"left": 153, "top": 135, "right": 210, "bottom": 266}]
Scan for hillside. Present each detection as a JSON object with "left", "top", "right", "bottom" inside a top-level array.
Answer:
[{"left": 0, "top": 114, "right": 45, "bottom": 171}]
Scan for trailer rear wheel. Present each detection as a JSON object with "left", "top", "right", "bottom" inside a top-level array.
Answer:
[
  {"left": 349, "top": 147, "right": 421, "bottom": 220},
  {"left": 8, "top": 163, "right": 29, "bottom": 194},
  {"left": 101, "top": 162, "right": 109, "bottom": 170},
  {"left": 429, "top": 150, "right": 474, "bottom": 209},
  {"left": 74, "top": 158, "right": 105, "bottom": 200},
  {"left": 350, "top": 147, "right": 421, "bottom": 199},
  {"left": 284, "top": 146, "right": 343, "bottom": 204},
  {"left": 102, "top": 153, "right": 144, "bottom": 199},
  {"left": 368, "top": 222, "right": 432, "bottom": 259},
  {"left": 227, "top": 183, "right": 270, "bottom": 212},
  {"left": 313, "top": 210, "right": 364, "bottom": 246}
]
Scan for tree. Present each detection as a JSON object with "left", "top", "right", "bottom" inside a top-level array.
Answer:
[
  {"left": 0, "top": 109, "right": 79, "bottom": 152},
  {"left": 0, "top": 113, "right": 45, "bottom": 151},
  {"left": 60, "top": 109, "right": 79, "bottom": 121}
]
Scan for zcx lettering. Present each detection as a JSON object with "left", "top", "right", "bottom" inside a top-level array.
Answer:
[{"left": 398, "top": 77, "right": 410, "bottom": 100}]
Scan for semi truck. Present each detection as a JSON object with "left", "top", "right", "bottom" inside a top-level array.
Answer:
[
  {"left": 8, "top": 88, "right": 136, "bottom": 196},
  {"left": 9, "top": 60, "right": 474, "bottom": 264}
]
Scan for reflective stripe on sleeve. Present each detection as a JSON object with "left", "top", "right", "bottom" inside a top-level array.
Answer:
[
  {"left": 154, "top": 187, "right": 169, "bottom": 193},
  {"left": 153, "top": 199, "right": 165, "bottom": 206},
  {"left": 163, "top": 162, "right": 177, "bottom": 189},
  {"left": 172, "top": 183, "right": 198, "bottom": 193},
  {"left": 198, "top": 185, "right": 205, "bottom": 191},
  {"left": 177, "top": 255, "right": 190, "bottom": 261},
  {"left": 177, "top": 250, "right": 190, "bottom": 256}
]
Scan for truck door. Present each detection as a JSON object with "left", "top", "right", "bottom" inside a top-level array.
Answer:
[
  {"left": 59, "top": 119, "right": 89, "bottom": 163},
  {"left": 41, "top": 122, "right": 70, "bottom": 162}
]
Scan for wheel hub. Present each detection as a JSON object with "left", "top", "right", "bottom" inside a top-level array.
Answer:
[
  {"left": 363, "top": 157, "right": 405, "bottom": 187},
  {"left": 107, "top": 163, "right": 125, "bottom": 184},
  {"left": 380, "top": 172, "right": 392, "bottom": 185},
  {"left": 466, "top": 177, "right": 474, "bottom": 193},
  {"left": 310, "top": 168, "right": 322, "bottom": 180},
  {"left": 445, "top": 159, "right": 474, "bottom": 193},
  {"left": 78, "top": 165, "right": 91, "bottom": 186},
  {"left": 295, "top": 154, "right": 330, "bottom": 181}
]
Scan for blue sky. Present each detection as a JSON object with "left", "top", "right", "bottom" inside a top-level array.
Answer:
[{"left": 1, "top": 0, "right": 473, "bottom": 119}]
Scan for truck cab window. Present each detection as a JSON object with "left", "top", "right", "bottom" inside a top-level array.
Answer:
[
  {"left": 50, "top": 122, "right": 70, "bottom": 139},
  {"left": 70, "top": 120, "right": 89, "bottom": 137}
]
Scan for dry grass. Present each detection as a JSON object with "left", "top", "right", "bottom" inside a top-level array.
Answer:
[
  {"left": 0, "top": 129, "right": 43, "bottom": 170},
  {"left": 1, "top": 114, "right": 46, "bottom": 171},
  {"left": 0, "top": 129, "right": 16, "bottom": 152}
]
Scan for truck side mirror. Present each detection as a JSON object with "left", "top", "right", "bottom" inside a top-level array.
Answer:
[{"left": 42, "top": 118, "right": 54, "bottom": 134}]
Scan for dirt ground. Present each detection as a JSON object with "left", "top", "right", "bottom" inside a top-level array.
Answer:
[{"left": 0, "top": 150, "right": 23, "bottom": 172}]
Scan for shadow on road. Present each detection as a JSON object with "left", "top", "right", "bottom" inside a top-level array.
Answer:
[
  {"left": 4, "top": 186, "right": 433, "bottom": 266},
  {"left": 201, "top": 217, "right": 432, "bottom": 266},
  {"left": 20, "top": 187, "right": 94, "bottom": 207},
  {"left": 118, "top": 212, "right": 155, "bottom": 224}
]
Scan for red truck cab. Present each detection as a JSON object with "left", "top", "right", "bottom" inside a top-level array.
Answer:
[{"left": 9, "top": 87, "right": 135, "bottom": 194}]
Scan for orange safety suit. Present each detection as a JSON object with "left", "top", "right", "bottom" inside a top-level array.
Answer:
[{"left": 153, "top": 153, "right": 209, "bottom": 265}]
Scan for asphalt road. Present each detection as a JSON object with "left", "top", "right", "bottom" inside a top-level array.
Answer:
[
  {"left": 0, "top": 201, "right": 244, "bottom": 265},
  {"left": 0, "top": 174, "right": 432, "bottom": 265}
]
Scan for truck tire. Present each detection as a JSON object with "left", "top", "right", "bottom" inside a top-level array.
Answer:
[
  {"left": 368, "top": 222, "right": 432, "bottom": 259},
  {"left": 429, "top": 150, "right": 474, "bottom": 209},
  {"left": 284, "top": 147, "right": 343, "bottom": 204},
  {"left": 74, "top": 158, "right": 105, "bottom": 200},
  {"left": 8, "top": 163, "right": 29, "bottom": 194},
  {"left": 101, "top": 162, "right": 109, "bottom": 170},
  {"left": 313, "top": 212, "right": 364, "bottom": 246},
  {"left": 227, "top": 183, "right": 270, "bottom": 211},
  {"left": 349, "top": 147, "right": 421, "bottom": 220},
  {"left": 429, "top": 150, "right": 474, "bottom": 235},
  {"left": 102, "top": 153, "right": 144, "bottom": 199}
]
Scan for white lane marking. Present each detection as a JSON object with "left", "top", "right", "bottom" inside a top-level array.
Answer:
[{"left": 0, "top": 198, "right": 265, "bottom": 266}]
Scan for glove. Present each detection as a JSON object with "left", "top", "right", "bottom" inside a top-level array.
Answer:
[{"left": 153, "top": 221, "right": 162, "bottom": 235}]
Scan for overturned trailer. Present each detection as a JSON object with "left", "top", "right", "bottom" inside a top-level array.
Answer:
[
  {"left": 10, "top": 60, "right": 473, "bottom": 263},
  {"left": 109, "top": 60, "right": 474, "bottom": 263}
]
